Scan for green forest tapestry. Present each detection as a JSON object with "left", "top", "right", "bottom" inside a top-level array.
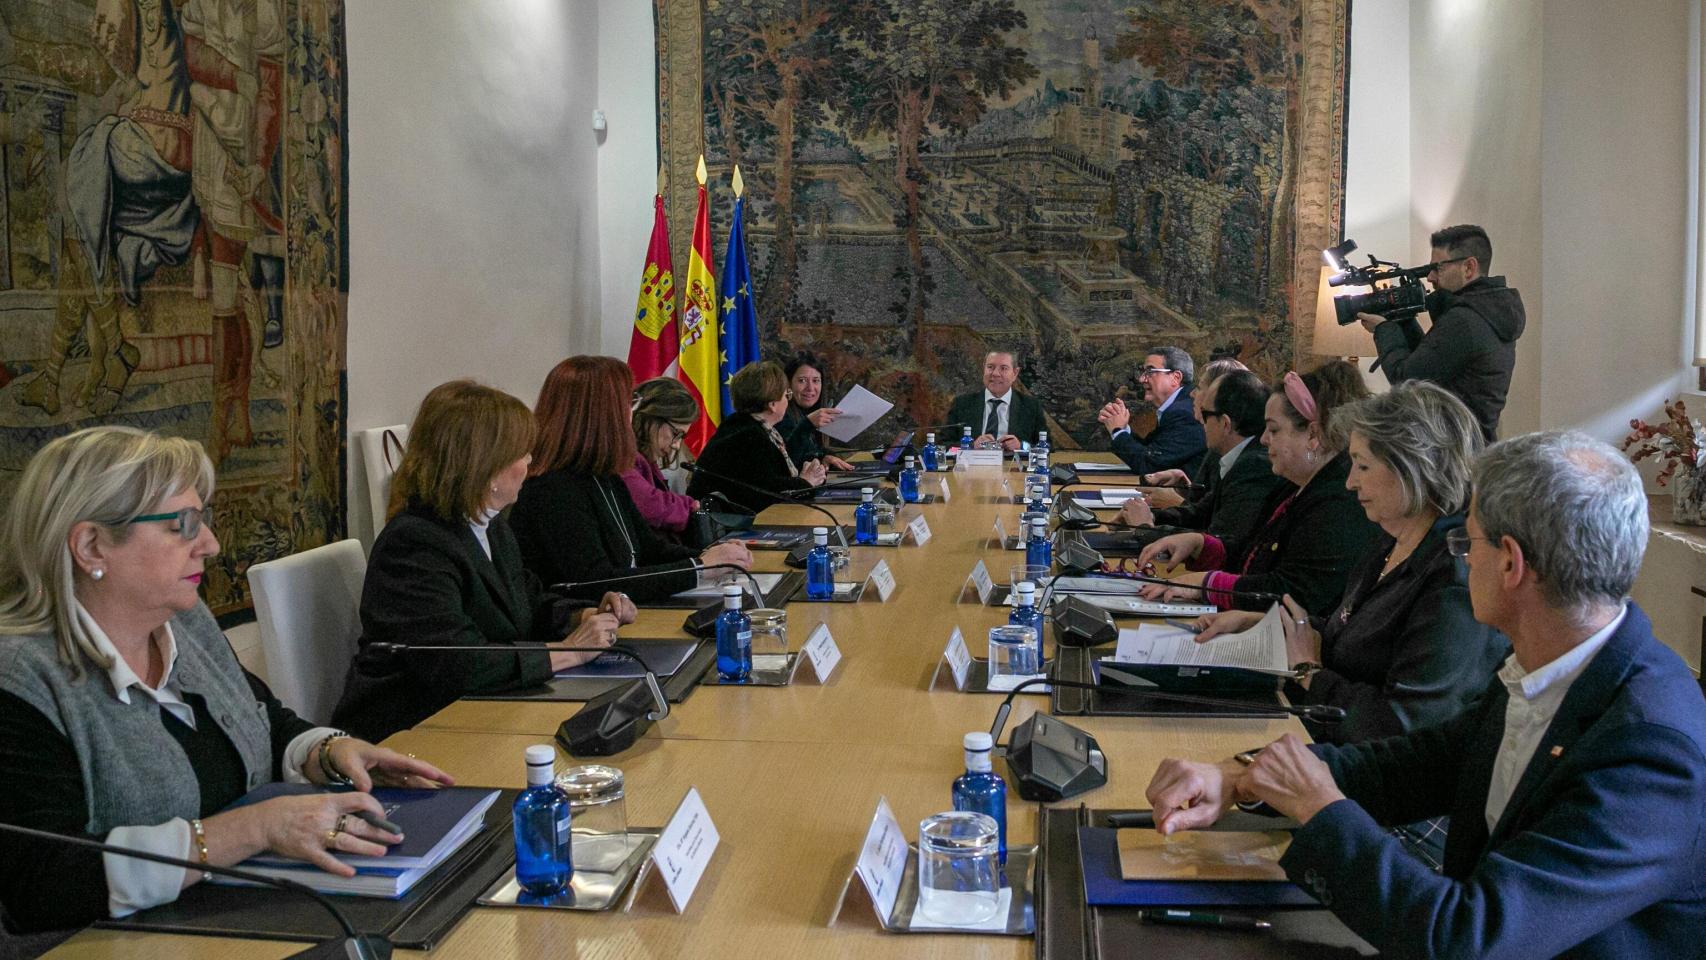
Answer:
[
  {"left": 0, "top": 0, "right": 348, "bottom": 614},
  {"left": 656, "top": 0, "right": 1348, "bottom": 448}
]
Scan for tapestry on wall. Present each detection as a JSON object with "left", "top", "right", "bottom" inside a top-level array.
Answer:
[
  {"left": 0, "top": 0, "right": 348, "bottom": 615},
  {"left": 656, "top": 0, "right": 1348, "bottom": 447}
]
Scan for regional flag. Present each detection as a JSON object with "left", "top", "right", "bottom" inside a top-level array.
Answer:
[
  {"left": 717, "top": 167, "right": 761, "bottom": 416},
  {"left": 677, "top": 156, "right": 722, "bottom": 455},
  {"left": 627, "top": 192, "right": 680, "bottom": 381}
]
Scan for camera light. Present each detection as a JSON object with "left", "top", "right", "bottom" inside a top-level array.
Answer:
[{"left": 1323, "top": 239, "right": 1358, "bottom": 274}]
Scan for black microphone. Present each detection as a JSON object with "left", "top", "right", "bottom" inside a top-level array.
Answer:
[
  {"left": 551, "top": 562, "right": 767, "bottom": 606},
  {"left": 0, "top": 822, "right": 391, "bottom": 959},
  {"left": 683, "top": 462, "right": 850, "bottom": 548},
  {"left": 362, "top": 642, "right": 669, "bottom": 757}
]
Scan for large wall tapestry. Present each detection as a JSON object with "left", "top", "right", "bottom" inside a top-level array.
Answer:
[
  {"left": 0, "top": 0, "right": 348, "bottom": 615},
  {"left": 656, "top": 0, "right": 1348, "bottom": 448}
]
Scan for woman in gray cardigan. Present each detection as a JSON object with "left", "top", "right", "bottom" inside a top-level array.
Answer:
[{"left": 0, "top": 426, "right": 453, "bottom": 933}]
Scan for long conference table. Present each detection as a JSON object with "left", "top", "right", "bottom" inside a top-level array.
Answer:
[{"left": 49, "top": 455, "right": 1303, "bottom": 960}]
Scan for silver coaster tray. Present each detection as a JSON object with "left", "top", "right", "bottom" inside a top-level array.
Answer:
[
  {"left": 700, "top": 651, "right": 801, "bottom": 687},
  {"left": 884, "top": 843, "right": 1037, "bottom": 935},
  {"left": 474, "top": 829, "right": 659, "bottom": 912},
  {"left": 959, "top": 658, "right": 1053, "bottom": 695}
]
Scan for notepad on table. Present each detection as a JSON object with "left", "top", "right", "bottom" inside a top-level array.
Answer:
[{"left": 555, "top": 637, "right": 701, "bottom": 679}]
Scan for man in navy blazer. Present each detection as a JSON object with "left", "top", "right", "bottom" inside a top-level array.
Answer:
[
  {"left": 1098, "top": 345, "right": 1206, "bottom": 474},
  {"left": 1146, "top": 431, "right": 1706, "bottom": 960}
]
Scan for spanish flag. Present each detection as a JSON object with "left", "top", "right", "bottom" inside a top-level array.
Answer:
[
  {"left": 626, "top": 191, "right": 680, "bottom": 381},
  {"left": 677, "top": 156, "right": 721, "bottom": 454}
]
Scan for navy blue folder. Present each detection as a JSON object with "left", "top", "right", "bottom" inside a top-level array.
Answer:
[{"left": 1077, "top": 826, "right": 1317, "bottom": 908}]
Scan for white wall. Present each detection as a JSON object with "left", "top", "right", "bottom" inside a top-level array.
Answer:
[{"left": 345, "top": 0, "right": 604, "bottom": 542}]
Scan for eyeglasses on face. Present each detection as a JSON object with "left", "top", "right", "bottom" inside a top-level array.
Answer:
[
  {"left": 128, "top": 505, "right": 211, "bottom": 541},
  {"left": 665, "top": 424, "right": 690, "bottom": 443},
  {"left": 1445, "top": 526, "right": 1500, "bottom": 557},
  {"left": 1139, "top": 366, "right": 1175, "bottom": 378}
]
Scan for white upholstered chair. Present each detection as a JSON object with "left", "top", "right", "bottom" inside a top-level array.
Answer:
[
  {"left": 356, "top": 424, "right": 408, "bottom": 544},
  {"left": 246, "top": 539, "right": 367, "bottom": 725}
]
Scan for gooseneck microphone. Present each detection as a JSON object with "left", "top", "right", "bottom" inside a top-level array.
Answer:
[
  {"left": 0, "top": 821, "right": 391, "bottom": 959},
  {"left": 551, "top": 562, "right": 767, "bottom": 605},
  {"left": 988, "top": 677, "right": 1344, "bottom": 742},
  {"left": 361, "top": 642, "right": 669, "bottom": 757},
  {"left": 683, "top": 462, "right": 851, "bottom": 548}
]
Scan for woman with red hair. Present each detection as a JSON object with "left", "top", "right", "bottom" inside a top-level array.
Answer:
[{"left": 509, "top": 356, "right": 751, "bottom": 603}]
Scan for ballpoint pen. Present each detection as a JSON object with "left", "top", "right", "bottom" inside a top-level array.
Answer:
[
  {"left": 1163, "top": 618, "right": 1200, "bottom": 633},
  {"left": 1140, "top": 909, "right": 1272, "bottom": 931}
]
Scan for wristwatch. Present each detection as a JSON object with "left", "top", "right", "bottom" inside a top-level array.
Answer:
[
  {"left": 1291, "top": 660, "right": 1324, "bottom": 680},
  {"left": 317, "top": 732, "right": 356, "bottom": 787}
]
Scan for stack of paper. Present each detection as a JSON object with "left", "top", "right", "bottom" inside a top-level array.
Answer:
[{"left": 1071, "top": 489, "right": 1143, "bottom": 508}]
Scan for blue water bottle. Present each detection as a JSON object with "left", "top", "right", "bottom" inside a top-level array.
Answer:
[
  {"left": 1007, "top": 581, "right": 1044, "bottom": 673},
  {"left": 960, "top": 425, "right": 974, "bottom": 454},
  {"left": 919, "top": 433, "right": 939, "bottom": 472},
  {"left": 854, "top": 488, "right": 879, "bottom": 544},
  {"left": 715, "top": 583, "right": 752, "bottom": 681},
  {"left": 1025, "top": 516, "right": 1052, "bottom": 569},
  {"left": 952, "top": 732, "right": 1008, "bottom": 865},
  {"left": 898, "top": 457, "right": 921, "bottom": 503},
  {"left": 805, "top": 526, "right": 835, "bottom": 599},
  {"left": 1031, "top": 448, "right": 1050, "bottom": 481},
  {"left": 513, "top": 744, "right": 572, "bottom": 896},
  {"left": 1034, "top": 429, "right": 1051, "bottom": 463}
]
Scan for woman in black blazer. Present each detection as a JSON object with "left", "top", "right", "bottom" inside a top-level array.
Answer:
[
  {"left": 334, "top": 380, "right": 629, "bottom": 742},
  {"left": 776, "top": 352, "right": 854, "bottom": 470},
  {"left": 509, "top": 356, "right": 751, "bottom": 603},
  {"left": 1139, "top": 361, "right": 1378, "bottom": 616},
  {"left": 1190, "top": 382, "right": 1508, "bottom": 745},
  {"left": 687, "top": 360, "right": 829, "bottom": 510}
]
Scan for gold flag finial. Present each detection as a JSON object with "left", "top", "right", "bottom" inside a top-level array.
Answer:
[
  {"left": 696, "top": 155, "right": 707, "bottom": 186},
  {"left": 657, "top": 166, "right": 667, "bottom": 195},
  {"left": 731, "top": 165, "right": 745, "bottom": 197}
]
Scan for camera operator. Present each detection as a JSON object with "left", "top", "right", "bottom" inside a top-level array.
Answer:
[{"left": 1358, "top": 225, "right": 1525, "bottom": 443}]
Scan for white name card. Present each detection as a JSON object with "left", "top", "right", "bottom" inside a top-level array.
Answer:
[
  {"left": 990, "top": 515, "right": 1008, "bottom": 547},
  {"left": 867, "top": 559, "right": 897, "bottom": 602},
  {"left": 964, "top": 559, "right": 994, "bottom": 605},
  {"left": 646, "top": 787, "right": 720, "bottom": 913},
  {"left": 802, "top": 623, "right": 843, "bottom": 682},
  {"left": 1000, "top": 477, "right": 1015, "bottom": 502},
  {"left": 938, "top": 476, "right": 952, "bottom": 502},
  {"left": 854, "top": 797, "right": 908, "bottom": 924},
  {"left": 907, "top": 514, "right": 933, "bottom": 546},
  {"left": 944, "top": 627, "right": 972, "bottom": 690},
  {"left": 958, "top": 449, "right": 1005, "bottom": 467}
]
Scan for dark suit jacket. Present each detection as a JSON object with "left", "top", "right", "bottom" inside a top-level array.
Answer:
[
  {"left": 947, "top": 389, "right": 1045, "bottom": 445},
  {"left": 687, "top": 413, "right": 814, "bottom": 511},
  {"left": 510, "top": 469, "right": 697, "bottom": 603},
  {"left": 1284, "top": 604, "right": 1706, "bottom": 959},
  {"left": 777, "top": 404, "right": 829, "bottom": 465},
  {"left": 332, "top": 505, "right": 576, "bottom": 741},
  {"left": 1153, "top": 440, "right": 1290, "bottom": 561},
  {"left": 1210, "top": 451, "right": 1379, "bottom": 616},
  {"left": 1293, "top": 513, "right": 1509, "bottom": 744},
  {"left": 1109, "top": 387, "right": 1207, "bottom": 474}
]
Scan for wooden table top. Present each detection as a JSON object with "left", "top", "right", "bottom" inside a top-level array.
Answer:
[{"left": 50, "top": 457, "right": 1297, "bottom": 959}]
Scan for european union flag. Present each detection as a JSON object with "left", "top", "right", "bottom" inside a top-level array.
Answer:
[{"left": 718, "top": 194, "right": 760, "bottom": 415}]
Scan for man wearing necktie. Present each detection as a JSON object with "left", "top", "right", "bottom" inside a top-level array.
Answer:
[{"left": 946, "top": 350, "right": 1046, "bottom": 453}]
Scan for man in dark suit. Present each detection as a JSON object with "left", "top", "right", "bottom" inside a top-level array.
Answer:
[
  {"left": 1098, "top": 345, "right": 1206, "bottom": 474},
  {"left": 946, "top": 350, "right": 1046, "bottom": 452},
  {"left": 1116, "top": 369, "right": 1288, "bottom": 558},
  {"left": 1145, "top": 431, "right": 1706, "bottom": 959}
]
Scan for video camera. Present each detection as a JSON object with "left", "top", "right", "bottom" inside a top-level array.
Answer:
[{"left": 1323, "top": 240, "right": 1436, "bottom": 326}]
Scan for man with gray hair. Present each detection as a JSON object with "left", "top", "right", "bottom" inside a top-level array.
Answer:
[
  {"left": 1098, "top": 345, "right": 1206, "bottom": 475},
  {"left": 1143, "top": 431, "right": 1706, "bottom": 959}
]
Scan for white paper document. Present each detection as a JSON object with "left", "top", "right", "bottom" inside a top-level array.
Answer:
[
  {"left": 1072, "top": 461, "right": 1136, "bottom": 474},
  {"left": 819, "top": 385, "right": 894, "bottom": 442},
  {"left": 1073, "top": 488, "right": 1142, "bottom": 508},
  {"left": 671, "top": 572, "right": 786, "bottom": 600},
  {"left": 1109, "top": 604, "right": 1289, "bottom": 675}
]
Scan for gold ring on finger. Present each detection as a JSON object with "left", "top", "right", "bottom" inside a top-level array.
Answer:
[{"left": 325, "top": 828, "right": 340, "bottom": 848}]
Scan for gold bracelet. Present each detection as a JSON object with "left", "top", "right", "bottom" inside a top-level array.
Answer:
[{"left": 189, "top": 818, "right": 212, "bottom": 882}]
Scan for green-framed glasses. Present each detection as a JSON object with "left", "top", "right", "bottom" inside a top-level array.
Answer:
[{"left": 128, "top": 505, "right": 211, "bottom": 541}]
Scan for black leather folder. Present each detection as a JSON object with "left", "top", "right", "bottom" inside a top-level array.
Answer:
[
  {"left": 463, "top": 637, "right": 715, "bottom": 704},
  {"left": 1036, "top": 805, "right": 1375, "bottom": 960},
  {"left": 1049, "top": 644, "right": 1287, "bottom": 719},
  {"left": 98, "top": 789, "right": 521, "bottom": 950}
]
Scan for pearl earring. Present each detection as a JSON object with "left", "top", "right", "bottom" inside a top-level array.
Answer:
[{"left": 91, "top": 568, "right": 104, "bottom": 581}]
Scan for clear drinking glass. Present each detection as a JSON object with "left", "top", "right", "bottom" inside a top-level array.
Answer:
[
  {"left": 746, "top": 608, "right": 788, "bottom": 657},
  {"left": 988, "top": 624, "right": 1040, "bottom": 679},
  {"left": 915, "top": 811, "right": 1001, "bottom": 925},
  {"left": 1009, "top": 564, "right": 1051, "bottom": 598},
  {"left": 872, "top": 501, "right": 898, "bottom": 533},
  {"left": 553, "top": 764, "right": 630, "bottom": 872}
]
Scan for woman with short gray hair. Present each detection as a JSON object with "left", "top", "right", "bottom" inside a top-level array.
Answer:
[
  {"left": 0, "top": 427, "right": 452, "bottom": 933},
  {"left": 1194, "top": 382, "right": 1508, "bottom": 747}
]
